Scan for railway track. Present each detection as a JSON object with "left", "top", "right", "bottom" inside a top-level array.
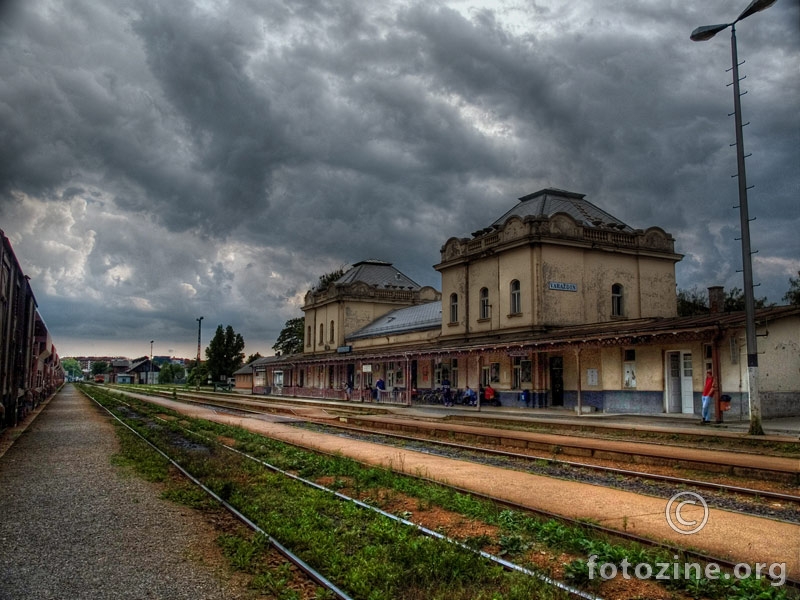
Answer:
[
  {"left": 289, "top": 419, "right": 800, "bottom": 522},
  {"left": 136, "top": 387, "right": 799, "bottom": 504},
  {"left": 105, "top": 386, "right": 799, "bottom": 597},
  {"left": 90, "top": 394, "right": 354, "bottom": 599},
  {"left": 87, "top": 387, "right": 598, "bottom": 599}
]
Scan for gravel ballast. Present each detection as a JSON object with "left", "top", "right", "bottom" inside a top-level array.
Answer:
[{"left": 0, "top": 385, "right": 249, "bottom": 600}]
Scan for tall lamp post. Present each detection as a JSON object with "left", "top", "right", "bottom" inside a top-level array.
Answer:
[
  {"left": 196, "top": 316, "right": 204, "bottom": 364},
  {"left": 149, "top": 340, "right": 154, "bottom": 385},
  {"left": 690, "top": 0, "right": 775, "bottom": 435}
]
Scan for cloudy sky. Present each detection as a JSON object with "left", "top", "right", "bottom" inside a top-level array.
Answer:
[{"left": 1, "top": 0, "right": 798, "bottom": 359}]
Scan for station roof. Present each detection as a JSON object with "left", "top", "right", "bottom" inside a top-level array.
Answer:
[
  {"left": 490, "top": 188, "right": 634, "bottom": 233},
  {"left": 335, "top": 259, "right": 421, "bottom": 291},
  {"left": 348, "top": 301, "right": 442, "bottom": 340}
]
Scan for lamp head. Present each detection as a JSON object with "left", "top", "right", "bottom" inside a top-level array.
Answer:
[
  {"left": 691, "top": 0, "right": 776, "bottom": 41},
  {"left": 736, "top": 0, "right": 778, "bottom": 23},
  {"left": 690, "top": 23, "right": 730, "bottom": 41}
]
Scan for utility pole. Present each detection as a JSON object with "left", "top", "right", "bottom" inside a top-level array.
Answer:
[{"left": 690, "top": 0, "right": 775, "bottom": 435}]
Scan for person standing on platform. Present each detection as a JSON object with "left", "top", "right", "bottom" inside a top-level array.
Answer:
[
  {"left": 701, "top": 369, "right": 716, "bottom": 424},
  {"left": 442, "top": 375, "right": 452, "bottom": 406}
]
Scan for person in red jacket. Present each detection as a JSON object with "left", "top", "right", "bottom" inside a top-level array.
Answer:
[
  {"left": 701, "top": 369, "right": 716, "bottom": 424},
  {"left": 484, "top": 384, "right": 496, "bottom": 406}
]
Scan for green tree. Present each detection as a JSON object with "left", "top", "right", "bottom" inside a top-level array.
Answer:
[
  {"left": 676, "top": 286, "right": 708, "bottom": 316},
  {"left": 273, "top": 317, "right": 304, "bottom": 356},
  {"left": 724, "top": 287, "right": 770, "bottom": 312},
  {"left": 205, "top": 325, "right": 245, "bottom": 382},
  {"left": 158, "top": 363, "right": 185, "bottom": 385},
  {"left": 91, "top": 361, "right": 109, "bottom": 376},
  {"left": 188, "top": 363, "right": 209, "bottom": 388},
  {"left": 246, "top": 352, "right": 263, "bottom": 364},
  {"left": 61, "top": 357, "right": 82, "bottom": 379},
  {"left": 315, "top": 266, "right": 346, "bottom": 290},
  {"left": 782, "top": 271, "right": 800, "bottom": 305}
]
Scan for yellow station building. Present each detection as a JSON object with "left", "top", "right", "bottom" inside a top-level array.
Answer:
[{"left": 238, "top": 188, "right": 800, "bottom": 420}]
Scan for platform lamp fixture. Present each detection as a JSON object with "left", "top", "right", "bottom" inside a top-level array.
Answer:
[
  {"left": 690, "top": 0, "right": 776, "bottom": 435},
  {"left": 149, "top": 340, "right": 154, "bottom": 385}
]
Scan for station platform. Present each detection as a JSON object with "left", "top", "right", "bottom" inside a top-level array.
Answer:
[
  {"left": 234, "top": 391, "right": 800, "bottom": 440},
  {"left": 0, "top": 386, "right": 248, "bottom": 599},
  {"left": 412, "top": 405, "right": 800, "bottom": 438}
]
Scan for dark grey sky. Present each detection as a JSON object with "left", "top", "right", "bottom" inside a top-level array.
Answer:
[{"left": 1, "top": 0, "right": 798, "bottom": 358}]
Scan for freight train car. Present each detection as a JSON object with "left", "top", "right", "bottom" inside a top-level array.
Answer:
[{"left": 0, "top": 229, "right": 63, "bottom": 428}]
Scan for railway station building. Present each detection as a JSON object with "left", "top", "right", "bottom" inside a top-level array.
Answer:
[{"left": 245, "top": 188, "right": 800, "bottom": 419}]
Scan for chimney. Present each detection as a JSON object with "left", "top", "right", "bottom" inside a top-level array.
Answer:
[{"left": 708, "top": 286, "right": 725, "bottom": 314}]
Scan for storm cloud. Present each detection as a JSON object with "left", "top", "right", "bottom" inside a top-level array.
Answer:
[{"left": 1, "top": 0, "right": 797, "bottom": 357}]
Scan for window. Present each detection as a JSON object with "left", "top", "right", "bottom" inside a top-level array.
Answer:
[
  {"left": 329, "top": 320, "right": 335, "bottom": 343},
  {"left": 387, "top": 362, "right": 396, "bottom": 387},
  {"left": 319, "top": 323, "right": 324, "bottom": 345},
  {"left": 449, "top": 293, "right": 458, "bottom": 323},
  {"left": 479, "top": 288, "right": 490, "bottom": 320},
  {"left": 306, "top": 326, "right": 311, "bottom": 347},
  {"left": 612, "top": 283, "right": 624, "bottom": 317},
  {"left": 510, "top": 280, "right": 521, "bottom": 315}
]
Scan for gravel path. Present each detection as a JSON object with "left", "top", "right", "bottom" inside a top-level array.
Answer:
[{"left": 0, "top": 385, "right": 249, "bottom": 600}]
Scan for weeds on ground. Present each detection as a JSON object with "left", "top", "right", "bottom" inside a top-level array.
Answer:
[{"left": 82, "top": 384, "right": 798, "bottom": 600}]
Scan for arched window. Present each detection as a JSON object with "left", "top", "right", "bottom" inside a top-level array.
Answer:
[
  {"left": 329, "top": 320, "right": 335, "bottom": 342},
  {"left": 449, "top": 293, "right": 458, "bottom": 323},
  {"left": 612, "top": 283, "right": 624, "bottom": 317},
  {"left": 319, "top": 323, "right": 324, "bottom": 345},
  {"left": 510, "top": 280, "right": 521, "bottom": 314},
  {"left": 480, "top": 287, "right": 490, "bottom": 320}
]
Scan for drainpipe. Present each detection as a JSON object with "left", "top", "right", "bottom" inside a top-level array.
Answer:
[
  {"left": 465, "top": 264, "right": 470, "bottom": 336},
  {"left": 575, "top": 348, "right": 582, "bottom": 415}
]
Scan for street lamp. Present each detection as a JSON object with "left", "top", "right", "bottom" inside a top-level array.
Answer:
[
  {"left": 196, "top": 316, "right": 204, "bottom": 363},
  {"left": 150, "top": 340, "right": 154, "bottom": 385},
  {"left": 690, "top": 0, "right": 776, "bottom": 436}
]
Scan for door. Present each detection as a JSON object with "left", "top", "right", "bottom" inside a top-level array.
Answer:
[
  {"left": 667, "top": 352, "right": 682, "bottom": 413},
  {"left": 549, "top": 356, "right": 564, "bottom": 406},
  {"left": 680, "top": 352, "right": 694, "bottom": 413}
]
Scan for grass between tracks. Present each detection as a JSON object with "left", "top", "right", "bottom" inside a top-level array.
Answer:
[{"left": 87, "top": 385, "right": 795, "bottom": 600}]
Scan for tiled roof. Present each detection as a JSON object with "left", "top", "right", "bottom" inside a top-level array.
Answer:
[
  {"left": 261, "top": 305, "right": 800, "bottom": 367},
  {"left": 234, "top": 355, "right": 294, "bottom": 373},
  {"left": 491, "top": 188, "right": 634, "bottom": 232},
  {"left": 335, "top": 259, "right": 421, "bottom": 290},
  {"left": 348, "top": 302, "right": 442, "bottom": 340}
]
